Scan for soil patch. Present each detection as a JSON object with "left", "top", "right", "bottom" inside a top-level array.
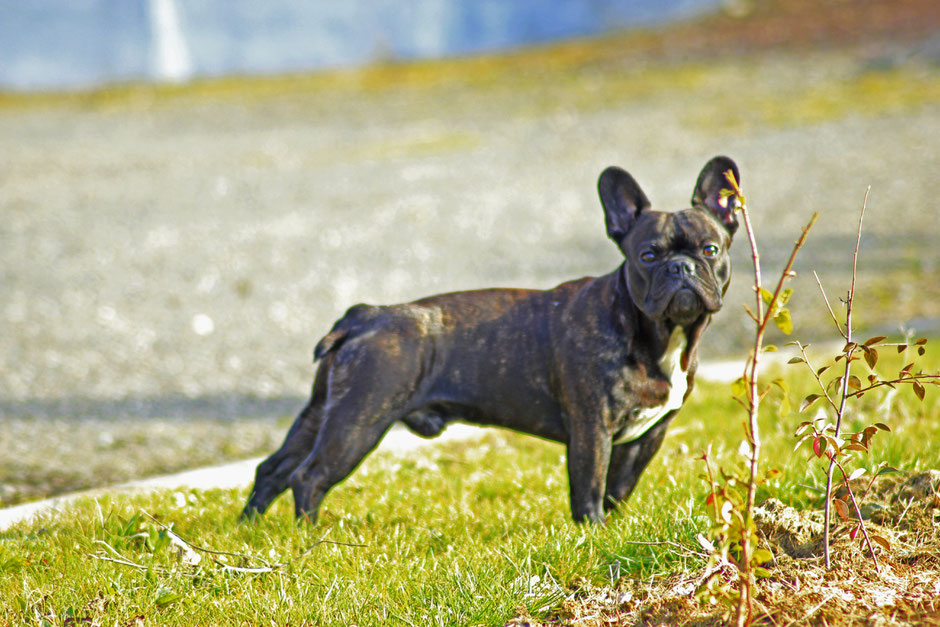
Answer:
[{"left": 507, "top": 470, "right": 940, "bottom": 626}]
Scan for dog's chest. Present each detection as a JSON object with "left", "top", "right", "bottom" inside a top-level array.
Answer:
[{"left": 612, "top": 326, "right": 688, "bottom": 445}]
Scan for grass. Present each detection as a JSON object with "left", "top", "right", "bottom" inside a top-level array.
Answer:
[{"left": 1, "top": 348, "right": 936, "bottom": 626}]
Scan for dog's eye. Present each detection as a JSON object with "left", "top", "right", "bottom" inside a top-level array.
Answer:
[
  {"left": 640, "top": 251, "right": 657, "bottom": 263},
  {"left": 702, "top": 244, "right": 719, "bottom": 257}
]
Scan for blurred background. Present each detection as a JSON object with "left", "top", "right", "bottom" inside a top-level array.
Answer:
[{"left": 1, "top": 0, "right": 938, "bottom": 504}]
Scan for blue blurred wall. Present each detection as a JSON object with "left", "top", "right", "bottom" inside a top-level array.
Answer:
[{"left": 0, "top": 0, "right": 720, "bottom": 91}]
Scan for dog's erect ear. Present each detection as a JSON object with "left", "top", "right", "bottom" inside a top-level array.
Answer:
[
  {"left": 598, "top": 166, "right": 651, "bottom": 242},
  {"left": 691, "top": 156, "right": 740, "bottom": 235}
]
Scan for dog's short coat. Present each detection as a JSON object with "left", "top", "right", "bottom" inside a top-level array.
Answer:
[{"left": 242, "top": 156, "right": 739, "bottom": 523}]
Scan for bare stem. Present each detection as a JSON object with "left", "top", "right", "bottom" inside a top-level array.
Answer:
[
  {"left": 822, "top": 187, "right": 868, "bottom": 570},
  {"left": 726, "top": 167, "right": 816, "bottom": 626},
  {"left": 832, "top": 457, "right": 881, "bottom": 573}
]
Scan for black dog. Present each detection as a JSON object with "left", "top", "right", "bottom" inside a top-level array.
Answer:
[{"left": 242, "top": 156, "right": 739, "bottom": 523}]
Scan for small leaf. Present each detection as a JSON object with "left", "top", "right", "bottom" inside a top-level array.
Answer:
[
  {"left": 870, "top": 535, "right": 891, "bottom": 551},
  {"left": 913, "top": 381, "right": 926, "bottom": 401},
  {"left": 763, "top": 344, "right": 778, "bottom": 352},
  {"left": 877, "top": 466, "right": 899, "bottom": 476},
  {"left": 915, "top": 337, "right": 927, "bottom": 345},
  {"left": 864, "top": 336, "right": 887, "bottom": 346},
  {"left": 753, "top": 548, "right": 774, "bottom": 564},
  {"left": 777, "top": 394, "right": 791, "bottom": 417},
  {"left": 848, "top": 467, "right": 866, "bottom": 481},
  {"left": 787, "top": 357, "right": 804, "bottom": 365},
  {"left": 754, "top": 566, "right": 772, "bottom": 579},
  {"left": 834, "top": 498, "right": 851, "bottom": 521},
  {"left": 843, "top": 341, "right": 858, "bottom": 353},
  {"left": 864, "top": 347, "right": 878, "bottom": 369},
  {"left": 874, "top": 423, "right": 891, "bottom": 432},
  {"left": 779, "top": 288, "right": 793, "bottom": 306},
  {"left": 817, "top": 365, "right": 831, "bottom": 377},
  {"left": 813, "top": 436, "right": 824, "bottom": 458},
  {"left": 731, "top": 376, "right": 747, "bottom": 398},
  {"left": 844, "top": 443, "right": 868, "bottom": 452},
  {"left": 897, "top": 344, "right": 907, "bottom": 353},
  {"left": 800, "top": 394, "right": 822, "bottom": 413},
  {"left": 848, "top": 375, "right": 862, "bottom": 390},
  {"left": 760, "top": 288, "right": 774, "bottom": 306},
  {"left": 774, "top": 309, "right": 793, "bottom": 335},
  {"left": 849, "top": 524, "right": 860, "bottom": 540},
  {"left": 918, "top": 346, "right": 926, "bottom": 356}
]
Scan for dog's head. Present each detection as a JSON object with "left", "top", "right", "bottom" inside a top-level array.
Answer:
[{"left": 598, "top": 156, "right": 739, "bottom": 326}]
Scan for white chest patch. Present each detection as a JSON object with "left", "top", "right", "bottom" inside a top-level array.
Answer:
[{"left": 612, "top": 326, "right": 688, "bottom": 445}]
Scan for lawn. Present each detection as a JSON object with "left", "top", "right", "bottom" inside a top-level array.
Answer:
[{"left": 2, "top": 348, "right": 937, "bottom": 626}]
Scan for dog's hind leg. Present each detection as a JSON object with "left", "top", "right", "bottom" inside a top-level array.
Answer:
[
  {"left": 241, "top": 365, "right": 330, "bottom": 519},
  {"left": 288, "top": 344, "right": 418, "bottom": 523}
]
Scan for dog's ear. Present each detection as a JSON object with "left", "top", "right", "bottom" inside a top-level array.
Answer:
[
  {"left": 598, "top": 166, "right": 651, "bottom": 242},
  {"left": 692, "top": 156, "right": 740, "bottom": 235}
]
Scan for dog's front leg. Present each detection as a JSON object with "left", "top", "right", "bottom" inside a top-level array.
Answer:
[{"left": 566, "top": 420, "right": 612, "bottom": 524}]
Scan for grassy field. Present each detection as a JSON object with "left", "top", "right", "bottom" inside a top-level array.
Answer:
[{"left": 1, "top": 347, "right": 937, "bottom": 626}]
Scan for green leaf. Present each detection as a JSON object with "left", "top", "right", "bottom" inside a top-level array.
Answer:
[
  {"left": 778, "top": 288, "right": 793, "bottom": 306},
  {"left": 787, "top": 356, "right": 804, "bottom": 365},
  {"left": 848, "top": 467, "right": 866, "bottom": 481},
  {"left": 752, "top": 548, "right": 774, "bottom": 565},
  {"left": 800, "top": 394, "right": 822, "bottom": 413},
  {"left": 731, "top": 376, "right": 747, "bottom": 398},
  {"left": 155, "top": 589, "right": 183, "bottom": 608},
  {"left": 763, "top": 344, "right": 778, "bottom": 352},
  {"left": 760, "top": 288, "right": 774, "bottom": 306},
  {"left": 774, "top": 309, "right": 793, "bottom": 335}
]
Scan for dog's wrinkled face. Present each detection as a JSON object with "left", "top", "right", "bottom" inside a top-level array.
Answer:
[
  {"left": 598, "top": 156, "right": 740, "bottom": 326},
  {"left": 620, "top": 208, "right": 732, "bottom": 324}
]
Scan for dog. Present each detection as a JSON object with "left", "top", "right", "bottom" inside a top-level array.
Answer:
[{"left": 242, "top": 156, "right": 739, "bottom": 524}]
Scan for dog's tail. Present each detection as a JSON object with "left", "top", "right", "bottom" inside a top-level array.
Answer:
[{"left": 313, "top": 304, "right": 381, "bottom": 361}]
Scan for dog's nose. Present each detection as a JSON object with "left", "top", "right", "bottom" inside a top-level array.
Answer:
[{"left": 667, "top": 258, "right": 696, "bottom": 277}]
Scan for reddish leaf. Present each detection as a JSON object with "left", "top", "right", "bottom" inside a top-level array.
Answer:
[
  {"left": 874, "top": 423, "right": 891, "bottom": 432},
  {"left": 897, "top": 344, "right": 907, "bottom": 354},
  {"left": 918, "top": 346, "right": 926, "bottom": 356},
  {"left": 915, "top": 338, "right": 927, "bottom": 345},
  {"left": 833, "top": 498, "right": 851, "bottom": 521},
  {"left": 849, "top": 524, "right": 860, "bottom": 540},
  {"left": 813, "top": 436, "right": 824, "bottom": 458},
  {"left": 864, "top": 347, "right": 878, "bottom": 369},
  {"left": 844, "top": 443, "right": 868, "bottom": 452},
  {"left": 870, "top": 535, "right": 891, "bottom": 551},
  {"left": 848, "top": 375, "right": 862, "bottom": 390},
  {"left": 864, "top": 336, "right": 887, "bottom": 346},
  {"left": 913, "top": 381, "right": 926, "bottom": 402}
]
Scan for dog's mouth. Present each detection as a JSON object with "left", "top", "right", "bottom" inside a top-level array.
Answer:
[{"left": 665, "top": 288, "right": 706, "bottom": 324}]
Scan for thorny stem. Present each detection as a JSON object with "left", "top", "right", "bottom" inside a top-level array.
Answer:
[{"left": 822, "top": 187, "right": 869, "bottom": 571}]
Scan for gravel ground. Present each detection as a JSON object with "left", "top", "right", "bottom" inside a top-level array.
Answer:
[{"left": 1, "top": 3, "right": 938, "bottom": 505}]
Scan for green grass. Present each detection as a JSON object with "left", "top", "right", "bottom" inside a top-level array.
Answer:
[{"left": 1, "top": 348, "right": 937, "bottom": 626}]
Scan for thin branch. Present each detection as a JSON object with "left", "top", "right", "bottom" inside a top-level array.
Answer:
[
  {"left": 822, "top": 188, "right": 868, "bottom": 571},
  {"left": 813, "top": 271, "right": 845, "bottom": 339},
  {"left": 831, "top": 457, "right": 880, "bottom": 573}
]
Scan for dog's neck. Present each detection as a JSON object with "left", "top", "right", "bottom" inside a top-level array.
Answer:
[{"left": 613, "top": 263, "right": 707, "bottom": 373}]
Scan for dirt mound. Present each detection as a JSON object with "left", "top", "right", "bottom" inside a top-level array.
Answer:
[{"left": 508, "top": 471, "right": 940, "bottom": 626}]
